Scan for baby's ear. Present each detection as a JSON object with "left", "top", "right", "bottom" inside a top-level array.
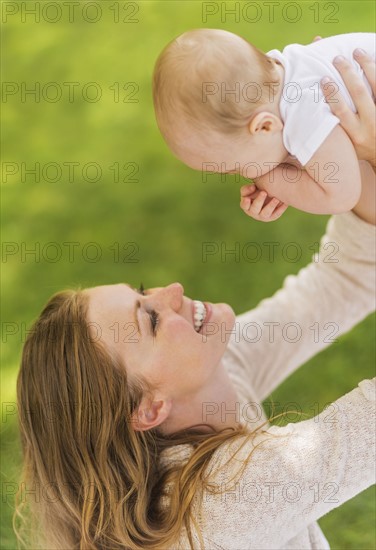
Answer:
[{"left": 248, "top": 112, "right": 283, "bottom": 135}]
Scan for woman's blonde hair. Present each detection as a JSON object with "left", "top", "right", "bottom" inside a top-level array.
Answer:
[
  {"left": 14, "top": 289, "right": 296, "bottom": 549},
  {"left": 153, "top": 28, "right": 280, "bottom": 148}
]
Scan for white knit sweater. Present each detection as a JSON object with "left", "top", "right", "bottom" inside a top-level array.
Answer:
[{"left": 160, "top": 211, "right": 376, "bottom": 549}]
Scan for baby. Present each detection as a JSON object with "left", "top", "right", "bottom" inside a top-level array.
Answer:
[{"left": 152, "top": 30, "right": 375, "bottom": 221}]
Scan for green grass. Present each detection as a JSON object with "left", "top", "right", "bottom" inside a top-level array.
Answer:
[{"left": 1, "top": 1, "right": 375, "bottom": 548}]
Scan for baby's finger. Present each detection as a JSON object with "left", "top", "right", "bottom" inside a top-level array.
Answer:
[
  {"left": 240, "top": 183, "right": 256, "bottom": 197},
  {"left": 313, "top": 35, "right": 322, "bottom": 42},
  {"left": 354, "top": 48, "right": 376, "bottom": 96},
  {"left": 248, "top": 191, "right": 267, "bottom": 216},
  {"left": 240, "top": 195, "right": 251, "bottom": 212},
  {"left": 270, "top": 202, "right": 288, "bottom": 220},
  {"left": 259, "top": 197, "right": 281, "bottom": 220}
]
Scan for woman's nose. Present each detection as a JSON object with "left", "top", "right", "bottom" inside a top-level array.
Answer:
[
  {"left": 167, "top": 282, "right": 184, "bottom": 296},
  {"left": 148, "top": 282, "right": 184, "bottom": 310}
]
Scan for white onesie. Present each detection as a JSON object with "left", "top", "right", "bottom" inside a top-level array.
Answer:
[{"left": 266, "top": 32, "right": 375, "bottom": 166}]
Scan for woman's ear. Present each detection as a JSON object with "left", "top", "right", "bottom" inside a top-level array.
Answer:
[
  {"left": 131, "top": 397, "right": 172, "bottom": 432},
  {"left": 249, "top": 112, "right": 283, "bottom": 135}
]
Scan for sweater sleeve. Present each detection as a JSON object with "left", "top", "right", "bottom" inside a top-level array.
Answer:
[
  {"left": 200, "top": 378, "right": 376, "bottom": 550},
  {"left": 224, "top": 211, "right": 376, "bottom": 402}
]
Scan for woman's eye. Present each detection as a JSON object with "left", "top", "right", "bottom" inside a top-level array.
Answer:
[
  {"left": 149, "top": 310, "right": 159, "bottom": 334},
  {"left": 137, "top": 283, "right": 158, "bottom": 333}
]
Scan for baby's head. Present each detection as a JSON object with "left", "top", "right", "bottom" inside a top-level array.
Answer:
[{"left": 152, "top": 29, "right": 282, "bottom": 172}]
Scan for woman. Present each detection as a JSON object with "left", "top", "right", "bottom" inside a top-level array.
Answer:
[{"left": 15, "top": 52, "right": 375, "bottom": 549}]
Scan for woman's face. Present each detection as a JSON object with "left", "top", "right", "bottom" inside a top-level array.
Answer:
[{"left": 84, "top": 282, "right": 235, "bottom": 411}]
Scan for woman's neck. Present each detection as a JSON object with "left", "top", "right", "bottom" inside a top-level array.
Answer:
[{"left": 158, "top": 361, "right": 242, "bottom": 436}]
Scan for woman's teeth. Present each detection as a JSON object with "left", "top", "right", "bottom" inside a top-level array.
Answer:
[{"left": 193, "top": 300, "right": 207, "bottom": 332}]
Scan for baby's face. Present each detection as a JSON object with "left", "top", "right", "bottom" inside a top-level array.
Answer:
[{"left": 171, "top": 124, "right": 283, "bottom": 180}]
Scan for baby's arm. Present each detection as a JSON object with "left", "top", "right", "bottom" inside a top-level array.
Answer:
[
  {"left": 254, "top": 125, "right": 361, "bottom": 215},
  {"left": 241, "top": 158, "right": 375, "bottom": 224}
]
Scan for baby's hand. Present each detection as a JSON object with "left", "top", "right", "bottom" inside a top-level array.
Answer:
[{"left": 240, "top": 184, "right": 288, "bottom": 222}]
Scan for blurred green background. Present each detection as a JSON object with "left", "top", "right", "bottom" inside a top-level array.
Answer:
[{"left": 1, "top": 1, "right": 375, "bottom": 548}]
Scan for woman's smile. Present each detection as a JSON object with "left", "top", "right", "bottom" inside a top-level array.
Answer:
[
  {"left": 192, "top": 300, "right": 213, "bottom": 334},
  {"left": 84, "top": 282, "right": 236, "bottom": 400}
]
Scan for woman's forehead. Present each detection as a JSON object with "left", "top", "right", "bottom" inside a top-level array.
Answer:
[{"left": 84, "top": 284, "right": 135, "bottom": 316}]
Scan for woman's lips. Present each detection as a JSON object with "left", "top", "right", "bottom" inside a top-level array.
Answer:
[{"left": 202, "top": 302, "right": 212, "bottom": 330}]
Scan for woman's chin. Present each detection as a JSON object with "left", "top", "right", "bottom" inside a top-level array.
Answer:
[
  {"left": 210, "top": 302, "right": 236, "bottom": 332},
  {"left": 218, "top": 302, "right": 236, "bottom": 321}
]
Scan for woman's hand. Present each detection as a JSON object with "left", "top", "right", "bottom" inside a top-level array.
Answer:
[
  {"left": 321, "top": 50, "right": 376, "bottom": 168},
  {"left": 240, "top": 184, "right": 288, "bottom": 222}
]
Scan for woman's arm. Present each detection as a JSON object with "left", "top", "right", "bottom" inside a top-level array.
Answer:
[
  {"left": 352, "top": 160, "right": 376, "bottom": 225},
  {"left": 224, "top": 204, "right": 375, "bottom": 402},
  {"left": 200, "top": 377, "right": 375, "bottom": 549},
  {"left": 228, "top": 53, "right": 376, "bottom": 399}
]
